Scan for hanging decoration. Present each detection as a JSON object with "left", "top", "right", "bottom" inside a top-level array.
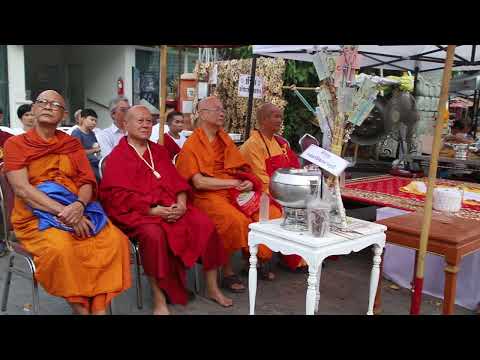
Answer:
[{"left": 194, "top": 57, "right": 286, "bottom": 134}]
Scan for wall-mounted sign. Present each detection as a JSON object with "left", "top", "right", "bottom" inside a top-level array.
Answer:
[{"left": 238, "top": 74, "right": 263, "bottom": 99}]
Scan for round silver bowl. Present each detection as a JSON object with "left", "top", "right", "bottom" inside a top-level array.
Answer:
[{"left": 269, "top": 168, "right": 323, "bottom": 209}]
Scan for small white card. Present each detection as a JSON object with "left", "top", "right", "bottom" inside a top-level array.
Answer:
[
  {"left": 300, "top": 144, "right": 349, "bottom": 176},
  {"left": 182, "top": 100, "right": 193, "bottom": 114}
]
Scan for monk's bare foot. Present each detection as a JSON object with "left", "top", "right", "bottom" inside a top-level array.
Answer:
[
  {"left": 153, "top": 304, "right": 170, "bottom": 315},
  {"left": 206, "top": 288, "right": 233, "bottom": 308},
  {"left": 71, "top": 303, "right": 89, "bottom": 315},
  {"left": 92, "top": 310, "right": 107, "bottom": 315}
]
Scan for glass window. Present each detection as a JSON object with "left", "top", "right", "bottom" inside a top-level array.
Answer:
[
  {"left": 134, "top": 47, "right": 200, "bottom": 105},
  {"left": 0, "top": 45, "right": 9, "bottom": 126}
]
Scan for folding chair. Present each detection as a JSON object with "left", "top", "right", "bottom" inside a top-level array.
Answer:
[
  {"left": 1, "top": 163, "right": 114, "bottom": 315},
  {"left": 0, "top": 163, "right": 40, "bottom": 314}
]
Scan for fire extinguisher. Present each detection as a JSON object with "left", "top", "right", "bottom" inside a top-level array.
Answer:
[{"left": 117, "top": 77, "right": 124, "bottom": 96}]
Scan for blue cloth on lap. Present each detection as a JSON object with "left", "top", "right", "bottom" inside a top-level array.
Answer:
[{"left": 32, "top": 181, "right": 107, "bottom": 235}]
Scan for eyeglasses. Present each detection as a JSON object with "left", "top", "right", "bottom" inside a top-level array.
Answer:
[
  {"left": 35, "top": 98, "right": 65, "bottom": 111},
  {"left": 200, "top": 108, "right": 225, "bottom": 113}
]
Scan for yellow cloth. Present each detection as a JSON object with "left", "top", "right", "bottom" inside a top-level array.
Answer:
[{"left": 239, "top": 131, "right": 285, "bottom": 193}]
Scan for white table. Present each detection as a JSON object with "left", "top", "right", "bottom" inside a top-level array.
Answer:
[{"left": 248, "top": 218, "right": 387, "bottom": 315}]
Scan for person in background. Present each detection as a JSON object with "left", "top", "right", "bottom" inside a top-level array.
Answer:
[
  {"left": 163, "top": 111, "right": 187, "bottom": 161},
  {"left": 18, "top": 104, "right": 35, "bottom": 132},
  {"left": 0, "top": 108, "right": 4, "bottom": 125},
  {"left": 8, "top": 104, "right": 35, "bottom": 135},
  {"left": 150, "top": 103, "right": 176, "bottom": 143},
  {"left": 66, "top": 109, "right": 85, "bottom": 135},
  {"left": 96, "top": 96, "right": 130, "bottom": 158},
  {"left": 71, "top": 109, "right": 101, "bottom": 181}
]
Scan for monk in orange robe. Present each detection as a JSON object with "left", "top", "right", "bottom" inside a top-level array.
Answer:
[
  {"left": 3, "top": 90, "right": 131, "bottom": 315},
  {"left": 240, "top": 103, "right": 307, "bottom": 272},
  {"left": 176, "top": 96, "right": 280, "bottom": 291}
]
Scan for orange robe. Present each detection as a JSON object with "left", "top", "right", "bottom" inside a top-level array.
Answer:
[
  {"left": 176, "top": 128, "right": 281, "bottom": 262},
  {"left": 240, "top": 130, "right": 286, "bottom": 193},
  {"left": 3, "top": 129, "right": 131, "bottom": 313}
]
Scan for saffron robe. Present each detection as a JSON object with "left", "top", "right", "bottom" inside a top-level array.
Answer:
[
  {"left": 3, "top": 129, "right": 131, "bottom": 313},
  {"left": 240, "top": 130, "right": 305, "bottom": 270},
  {"left": 175, "top": 128, "right": 281, "bottom": 262},
  {"left": 99, "top": 137, "right": 225, "bottom": 305}
]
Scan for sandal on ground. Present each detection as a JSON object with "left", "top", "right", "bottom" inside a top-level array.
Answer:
[
  {"left": 277, "top": 261, "right": 309, "bottom": 274},
  {"left": 240, "top": 263, "right": 275, "bottom": 281},
  {"left": 221, "top": 274, "right": 246, "bottom": 293},
  {"left": 258, "top": 262, "right": 275, "bottom": 281}
]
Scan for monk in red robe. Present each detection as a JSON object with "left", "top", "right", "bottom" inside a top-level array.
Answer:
[
  {"left": 99, "top": 105, "right": 232, "bottom": 315},
  {"left": 4, "top": 90, "right": 131, "bottom": 315}
]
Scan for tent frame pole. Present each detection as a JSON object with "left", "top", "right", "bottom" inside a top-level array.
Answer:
[{"left": 244, "top": 54, "right": 258, "bottom": 140}]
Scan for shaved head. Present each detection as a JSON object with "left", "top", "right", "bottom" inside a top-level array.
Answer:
[
  {"left": 32, "top": 89, "right": 67, "bottom": 127},
  {"left": 256, "top": 103, "right": 279, "bottom": 125},
  {"left": 256, "top": 102, "right": 283, "bottom": 136},
  {"left": 126, "top": 105, "right": 151, "bottom": 122},
  {"left": 125, "top": 105, "right": 153, "bottom": 142},
  {"left": 197, "top": 96, "right": 225, "bottom": 131},
  {"left": 197, "top": 96, "right": 222, "bottom": 112}
]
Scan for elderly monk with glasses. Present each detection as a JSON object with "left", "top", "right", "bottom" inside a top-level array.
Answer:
[
  {"left": 99, "top": 105, "right": 232, "bottom": 314},
  {"left": 176, "top": 96, "right": 281, "bottom": 292},
  {"left": 3, "top": 90, "right": 131, "bottom": 315}
]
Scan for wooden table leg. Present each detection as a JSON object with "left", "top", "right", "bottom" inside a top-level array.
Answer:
[
  {"left": 443, "top": 262, "right": 459, "bottom": 315},
  {"left": 373, "top": 251, "right": 385, "bottom": 314},
  {"left": 411, "top": 250, "right": 418, "bottom": 290}
]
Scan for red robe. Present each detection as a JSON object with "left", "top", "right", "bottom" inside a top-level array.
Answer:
[
  {"left": 163, "top": 133, "right": 181, "bottom": 161},
  {"left": 0, "top": 130, "right": 13, "bottom": 160},
  {"left": 99, "top": 137, "right": 225, "bottom": 305}
]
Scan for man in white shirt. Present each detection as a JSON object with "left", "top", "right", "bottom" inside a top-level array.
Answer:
[
  {"left": 96, "top": 96, "right": 130, "bottom": 158},
  {"left": 66, "top": 109, "right": 87, "bottom": 135},
  {"left": 149, "top": 103, "right": 175, "bottom": 143}
]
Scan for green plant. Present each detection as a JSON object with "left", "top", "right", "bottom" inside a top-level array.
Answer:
[{"left": 282, "top": 60, "right": 321, "bottom": 152}]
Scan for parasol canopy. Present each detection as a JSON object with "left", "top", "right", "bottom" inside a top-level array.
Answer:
[{"left": 252, "top": 45, "right": 480, "bottom": 73}]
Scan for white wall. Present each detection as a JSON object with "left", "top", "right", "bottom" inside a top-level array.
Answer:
[
  {"left": 7, "top": 45, "right": 28, "bottom": 128},
  {"left": 66, "top": 45, "right": 135, "bottom": 129}
]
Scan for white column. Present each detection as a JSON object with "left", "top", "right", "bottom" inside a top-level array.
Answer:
[
  {"left": 7, "top": 45, "right": 28, "bottom": 129},
  {"left": 123, "top": 45, "right": 136, "bottom": 103}
]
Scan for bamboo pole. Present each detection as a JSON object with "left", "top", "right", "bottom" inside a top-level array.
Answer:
[
  {"left": 283, "top": 86, "right": 318, "bottom": 91},
  {"left": 158, "top": 45, "right": 168, "bottom": 145},
  {"left": 410, "top": 45, "right": 456, "bottom": 315}
]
